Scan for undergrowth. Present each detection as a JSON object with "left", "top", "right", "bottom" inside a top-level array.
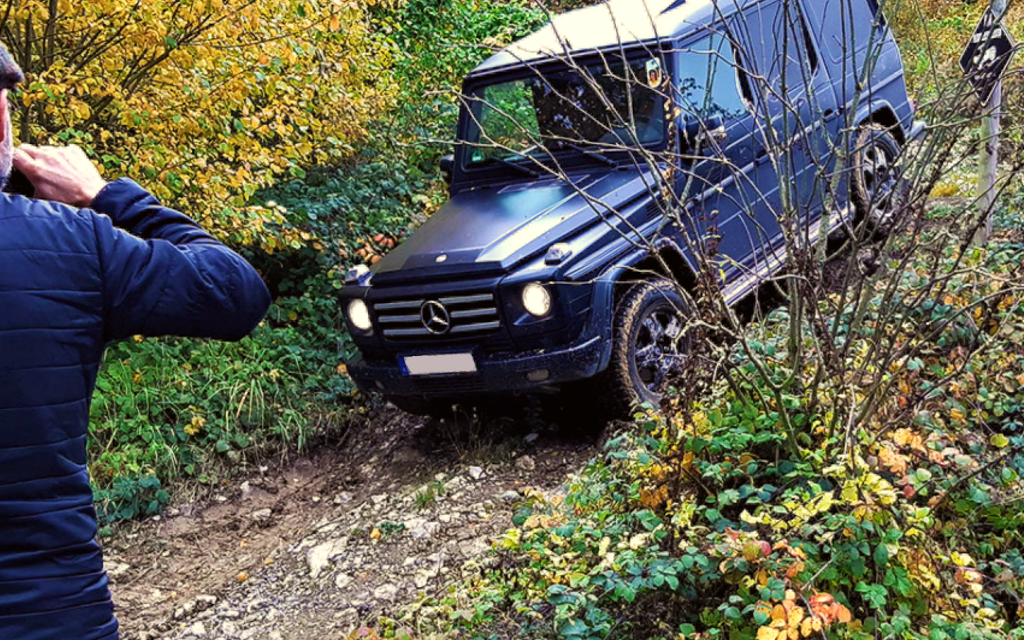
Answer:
[{"left": 395, "top": 210, "right": 1024, "bottom": 638}]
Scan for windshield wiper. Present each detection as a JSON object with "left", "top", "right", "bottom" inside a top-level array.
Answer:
[
  {"left": 555, "top": 141, "right": 620, "bottom": 168},
  {"left": 485, "top": 154, "right": 541, "bottom": 178}
]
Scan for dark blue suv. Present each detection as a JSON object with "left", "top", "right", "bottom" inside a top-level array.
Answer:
[{"left": 341, "top": 0, "right": 923, "bottom": 416}]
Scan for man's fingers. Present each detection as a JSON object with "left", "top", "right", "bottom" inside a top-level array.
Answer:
[
  {"left": 13, "top": 147, "right": 41, "bottom": 173},
  {"left": 16, "top": 143, "right": 42, "bottom": 159}
]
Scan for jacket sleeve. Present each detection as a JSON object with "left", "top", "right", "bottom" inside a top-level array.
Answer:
[{"left": 88, "top": 178, "right": 272, "bottom": 342}]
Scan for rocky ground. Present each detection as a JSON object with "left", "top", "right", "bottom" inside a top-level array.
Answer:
[{"left": 105, "top": 404, "right": 604, "bottom": 640}]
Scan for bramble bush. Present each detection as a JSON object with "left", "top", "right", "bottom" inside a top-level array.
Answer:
[{"left": 399, "top": 204, "right": 1024, "bottom": 638}]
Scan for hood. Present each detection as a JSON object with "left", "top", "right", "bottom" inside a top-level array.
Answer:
[{"left": 370, "top": 169, "right": 655, "bottom": 286}]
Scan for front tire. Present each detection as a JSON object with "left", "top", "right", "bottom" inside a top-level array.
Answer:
[{"left": 593, "top": 279, "right": 692, "bottom": 418}]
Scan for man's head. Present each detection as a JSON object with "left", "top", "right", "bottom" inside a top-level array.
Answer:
[{"left": 0, "top": 42, "right": 25, "bottom": 189}]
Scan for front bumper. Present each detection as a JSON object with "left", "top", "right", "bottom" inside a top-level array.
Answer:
[{"left": 348, "top": 333, "right": 605, "bottom": 399}]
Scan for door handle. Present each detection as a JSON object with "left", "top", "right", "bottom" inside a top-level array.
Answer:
[
  {"left": 755, "top": 148, "right": 770, "bottom": 166},
  {"left": 823, "top": 107, "right": 843, "bottom": 122},
  {"left": 696, "top": 125, "right": 728, "bottom": 148}
]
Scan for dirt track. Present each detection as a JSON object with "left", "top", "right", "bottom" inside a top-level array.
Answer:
[{"left": 105, "top": 404, "right": 603, "bottom": 640}]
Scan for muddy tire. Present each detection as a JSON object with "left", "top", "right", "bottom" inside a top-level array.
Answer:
[
  {"left": 851, "top": 123, "right": 905, "bottom": 236},
  {"left": 591, "top": 279, "right": 692, "bottom": 418}
]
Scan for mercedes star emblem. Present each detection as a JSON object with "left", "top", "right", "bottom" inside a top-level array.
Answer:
[{"left": 420, "top": 300, "right": 451, "bottom": 335}]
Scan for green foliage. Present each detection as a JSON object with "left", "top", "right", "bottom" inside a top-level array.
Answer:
[
  {"left": 415, "top": 481, "right": 448, "bottom": 509},
  {"left": 89, "top": 322, "right": 351, "bottom": 498},
  {"left": 94, "top": 475, "right": 170, "bottom": 525},
  {"left": 402, "top": 231, "right": 1024, "bottom": 639}
]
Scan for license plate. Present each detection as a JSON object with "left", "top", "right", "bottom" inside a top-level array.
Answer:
[{"left": 402, "top": 353, "right": 477, "bottom": 376}]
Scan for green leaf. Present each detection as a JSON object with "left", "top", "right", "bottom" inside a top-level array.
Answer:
[
  {"left": 874, "top": 543, "right": 890, "bottom": 568},
  {"left": 855, "top": 582, "right": 888, "bottom": 610}
]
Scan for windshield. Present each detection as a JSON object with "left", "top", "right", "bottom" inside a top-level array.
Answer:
[{"left": 462, "top": 56, "right": 668, "bottom": 169}]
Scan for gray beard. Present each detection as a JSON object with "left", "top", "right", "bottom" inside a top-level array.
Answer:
[{"left": 0, "top": 115, "right": 12, "bottom": 192}]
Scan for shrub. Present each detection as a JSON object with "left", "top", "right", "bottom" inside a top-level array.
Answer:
[{"left": 401, "top": 229, "right": 1024, "bottom": 638}]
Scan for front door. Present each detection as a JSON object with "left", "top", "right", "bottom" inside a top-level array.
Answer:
[{"left": 672, "top": 31, "right": 784, "bottom": 294}]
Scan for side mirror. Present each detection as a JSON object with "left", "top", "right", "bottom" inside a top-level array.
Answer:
[
  {"left": 439, "top": 154, "right": 455, "bottom": 185},
  {"left": 681, "top": 115, "right": 727, "bottom": 155}
]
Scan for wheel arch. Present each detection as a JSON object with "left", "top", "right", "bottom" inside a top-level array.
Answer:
[
  {"left": 856, "top": 101, "right": 906, "bottom": 146},
  {"left": 609, "top": 238, "right": 698, "bottom": 301}
]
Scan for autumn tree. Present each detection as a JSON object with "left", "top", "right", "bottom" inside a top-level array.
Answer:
[{"left": 1, "top": 0, "right": 400, "bottom": 249}]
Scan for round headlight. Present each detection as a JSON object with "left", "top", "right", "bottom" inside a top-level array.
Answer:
[
  {"left": 347, "top": 299, "right": 373, "bottom": 332},
  {"left": 522, "top": 283, "right": 552, "bottom": 317}
]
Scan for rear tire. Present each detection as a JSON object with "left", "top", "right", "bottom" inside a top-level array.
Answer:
[
  {"left": 591, "top": 279, "right": 692, "bottom": 418},
  {"left": 851, "top": 123, "right": 905, "bottom": 236}
]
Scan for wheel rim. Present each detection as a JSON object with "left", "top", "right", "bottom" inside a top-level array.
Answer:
[
  {"left": 861, "top": 140, "right": 899, "bottom": 223},
  {"left": 633, "top": 303, "right": 688, "bottom": 396}
]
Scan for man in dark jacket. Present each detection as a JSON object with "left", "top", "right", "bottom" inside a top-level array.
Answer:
[{"left": 0, "top": 45, "right": 272, "bottom": 639}]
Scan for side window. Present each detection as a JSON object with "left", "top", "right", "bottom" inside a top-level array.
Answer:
[
  {"left": 815, "top": 0, "right": 887, "bottom": 63},
  {"left": 674, "top": 34, "right": 750, "bottom": 124},
  {"left": 734, "top": 0, "right": 819, "bottom": 99}
]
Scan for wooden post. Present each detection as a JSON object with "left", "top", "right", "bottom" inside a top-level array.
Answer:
[{"left": 975, "top": 0, "right": 1007, "bottom": 247}]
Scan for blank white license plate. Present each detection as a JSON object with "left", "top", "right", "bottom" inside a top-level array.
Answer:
[{"left": 402, "top": 353, "right": 477, "bottom": 376}]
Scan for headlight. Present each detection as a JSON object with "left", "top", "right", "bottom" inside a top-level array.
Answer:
[
  {"left": 522, "top": 283, "right": 552, "bottom": 317},
  {"left": 347, "top": 299, "right": 373, "bottom": 332}
]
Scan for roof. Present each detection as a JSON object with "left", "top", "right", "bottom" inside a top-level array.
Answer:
[{"left": 470, "top": 0, "right": 738, "bottom": 76}]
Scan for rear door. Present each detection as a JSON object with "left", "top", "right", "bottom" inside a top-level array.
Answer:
[
  {"left": 808, "top": 0, "right": 890, "bottom": 104},
  {"left": 730, "top": 1, "right": 840, "bottom": 240}
]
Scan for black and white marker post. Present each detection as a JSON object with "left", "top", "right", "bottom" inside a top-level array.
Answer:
[{"left": 960, "top": 0, "right": 1016, "bottom": 246}]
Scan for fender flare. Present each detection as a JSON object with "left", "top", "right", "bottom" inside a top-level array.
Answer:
[{"left": 589, "top": 237, "right": 698, "bottom": 371}]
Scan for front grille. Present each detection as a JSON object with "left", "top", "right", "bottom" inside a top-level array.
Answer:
[{"left": 374, "top": 292, "right": 501, "bottom": 340}]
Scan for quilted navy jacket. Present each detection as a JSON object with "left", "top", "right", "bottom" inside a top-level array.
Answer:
[{"left": 0, "top": 179, "right": 271, "bottom": 640}]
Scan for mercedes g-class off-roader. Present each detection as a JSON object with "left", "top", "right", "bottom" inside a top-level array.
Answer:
[{"left": 340, "top": 0, "right": 922, "bottom": 417}]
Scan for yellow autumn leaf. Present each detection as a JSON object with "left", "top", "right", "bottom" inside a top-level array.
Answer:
[
  {"left": 788, "top": 605, "right": 804, "bottom": 626},
  {"left": 756, "top": 627, "right": 781, "bottom": 640}
]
